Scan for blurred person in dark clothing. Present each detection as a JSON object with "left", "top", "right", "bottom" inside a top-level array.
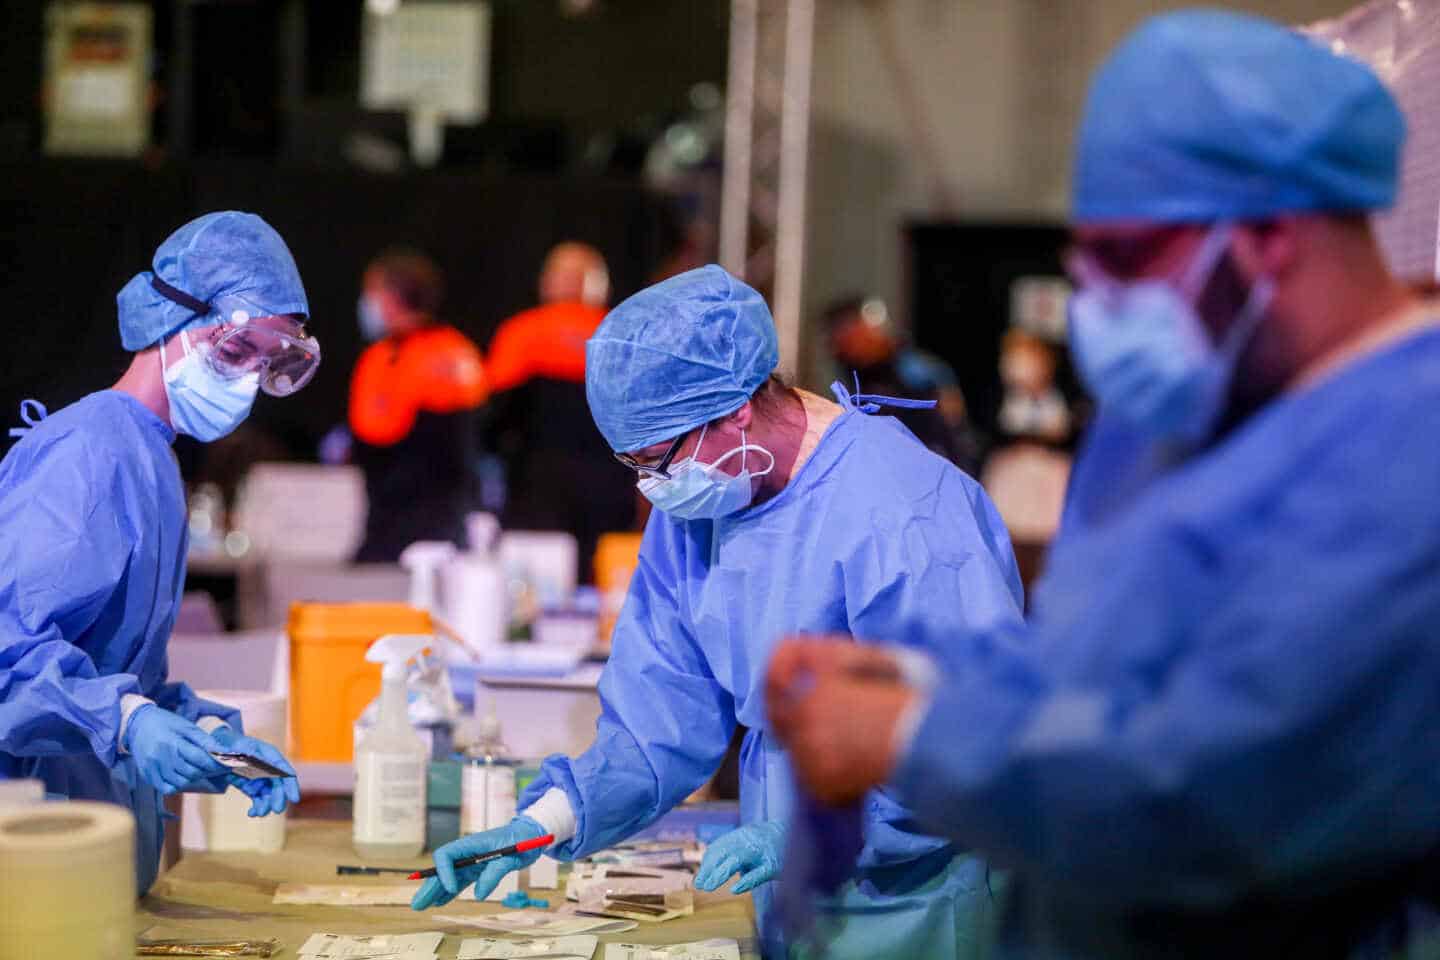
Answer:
[
  {"left": 350, "top": 249, "right": 487, "bottom": 563},
  {"left": 485, "top": 243, "right": 637, "bottom": 582},
  {"left": 823, "top": 295, "right": 982, "bottom": 473}
]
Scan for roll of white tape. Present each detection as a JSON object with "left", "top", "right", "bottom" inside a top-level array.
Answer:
[{"left": 0, "top": 801, "right": 136, "bottom": 959}]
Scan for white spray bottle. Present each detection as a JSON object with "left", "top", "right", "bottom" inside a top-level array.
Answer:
[{"left": 354, "top": 634, "right": 430, "bottom": 859}]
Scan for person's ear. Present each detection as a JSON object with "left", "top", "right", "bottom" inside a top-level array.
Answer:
[
  {"left": 727, "top": 401, "right": 754, "bottom": 432},
  {"left": 1232, "top": 218, "right": 1298, "bottom": 283}
]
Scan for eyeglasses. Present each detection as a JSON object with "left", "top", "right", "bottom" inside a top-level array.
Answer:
[{"left": 614, "top": 432, "right": 687, "bottom": 479}]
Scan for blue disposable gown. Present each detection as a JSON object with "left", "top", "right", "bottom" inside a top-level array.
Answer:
[
  {"left": 523, "top": 407, "right": 1025, "bottom": 958},
  {"left": 894, "top": 328, "right": 1440, "bottom": 957},
  {"left": 0, "top": 391, "right": 236, "bottom": 894}
]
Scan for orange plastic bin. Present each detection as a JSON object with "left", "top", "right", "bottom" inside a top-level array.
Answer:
[{"left": 287, "top": 602, "right": 432, "bottom": 762}]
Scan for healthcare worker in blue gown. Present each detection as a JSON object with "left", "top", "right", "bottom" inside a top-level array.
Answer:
[
  {"left": 769, "top": 10, "right": 1440, "bottom": 959},
  {"left": 0, "top": 211, "right": 314, "bottom": 894},
  {"left": 411, "top": 265, "right": 1027, "bottom": 957}
]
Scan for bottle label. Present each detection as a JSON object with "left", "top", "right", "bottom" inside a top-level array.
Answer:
[
  {"left": 354, "top": 752, "right": 426, "bottom": 844},
  {"left": 461, "top": 763, "right": 516, "bottom": 834}
]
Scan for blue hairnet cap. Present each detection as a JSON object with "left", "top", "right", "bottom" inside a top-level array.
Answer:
[
  {"left": 1073, "top": 9, "right": 1405, "bottom": 224},
  {"left": 116, "top": 211, "right": 309, "bottom": 350},
  {"left": 586, "top": 264, "right": 780, "bottom": 453}
]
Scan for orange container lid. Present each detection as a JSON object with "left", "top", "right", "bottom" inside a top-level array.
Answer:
[{"left": 287, "top": 602, "right": 432, "bottom": 643}]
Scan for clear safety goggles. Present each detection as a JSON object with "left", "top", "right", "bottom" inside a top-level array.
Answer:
[
  {"left": 199, "top": 316, "right": 321, "bottom": 397},
  {"left": 152, "top": 277, "right": 320, "bottom": 397}
]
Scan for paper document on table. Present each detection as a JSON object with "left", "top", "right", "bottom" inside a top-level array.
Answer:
[
  {"left": 437, "top": 911, "right": 636, "bottom": 937},
  {"left": 298, "top": 931, "right": 443, "bottom": 957},
  {"left": 275, "top": 884, "right": 417, "bottom": 906},
  {"left": 602, "top": 940, "right": 739, "bottom": 960},
  {"left": 457, "top": 935, "right": 598, "bottom": 958}
]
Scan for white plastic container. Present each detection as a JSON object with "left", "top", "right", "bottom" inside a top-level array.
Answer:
[
  {"left": 460, "top": 707, "right": 519, "bottom": 901},
  {"left": 181, "top": 690, "right": 287, "bottom": 853},
  {"left": 353, "top": 635, "right": 430, "bottom": 859},
  {"left": 445, "top": 516, "right": 507, "bottom": 656}
]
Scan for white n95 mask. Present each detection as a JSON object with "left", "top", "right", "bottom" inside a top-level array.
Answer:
[{"left": 638, "top": 423, "right": 775, "bottom": 520}]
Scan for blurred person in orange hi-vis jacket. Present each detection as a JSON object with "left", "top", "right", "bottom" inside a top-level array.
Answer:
[
  {"left": 486, "top": 243, "right": 637, "bottom": 581},
  {"left": 350, "top": 248, "right": 487, "bottom": 562}
]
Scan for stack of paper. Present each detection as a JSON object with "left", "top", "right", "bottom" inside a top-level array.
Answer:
[
  {"left": 602, "top": 941, "right": 739, "bottom": 960},
  {"left": 298, "top": 932, "right": 444, "bottom": 959},
  {"left": 457, "top": 935, "right": 598, "bottom": 959}
]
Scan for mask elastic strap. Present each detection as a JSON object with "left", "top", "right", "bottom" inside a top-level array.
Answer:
[
  {"left": 1219, "top": 273, "right": 1274, "bottom": 360},
  {"left": 692, "top": 422, "right": 709, "bottom": 463},
  {"left": 1178, "top": 223, "right": 1233, "bottom": 300},
  {"left": 708, "top": 434, "right": 776, "bottom": 479}
]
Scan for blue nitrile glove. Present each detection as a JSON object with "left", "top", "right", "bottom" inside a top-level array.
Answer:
[
  {"left": 210, "top": 725, "right": 301, "bottom": 816},
  {"left": 411, "top": 816, "right": 547, "bottom": 911},
  {"left": 694, "top": 820, "right": 786, "bottom": 895},
  {"left": 123, "top": 704, "right": 228, "bottom": 796}
]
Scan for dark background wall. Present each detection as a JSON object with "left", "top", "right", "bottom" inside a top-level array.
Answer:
[
  {"left": 0, "top": 159, "right": 675, "bottom": 459},
  {"left": 0, "top": 1, "right": 726, "bottom": 459}
]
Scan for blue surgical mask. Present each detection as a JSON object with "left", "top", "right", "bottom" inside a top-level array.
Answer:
[
  {"left": 160, "top": 330, "right": 260, "bottom": 441},
  {"left": 1068, "top": 224, "right": 1273, "bottom": 445},
  {"left": 638, "top": 424, "right": 776, "bottom": 520},
  {"left": 357, "top": 294, "right": 387, "bottom": 342}
]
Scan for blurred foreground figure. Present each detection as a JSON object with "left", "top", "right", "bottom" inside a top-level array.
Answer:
[
  {"left": 350, "top": 249, "right": 486, "bottom": 562},
  {"left": 825, "top": 294, "right": 981, "bottom": 472},
  {"left": 0, "top": 212, "right": 306, "bottom": 893},
  {"left": 485, "top": 242, "right": 635, "bottom": 579},
  {"left": 771, "top": 11, "right": 1440, "bottom": 958},
  {"left": 412, "top": 266, "right": 1026, "bottom": 959}
]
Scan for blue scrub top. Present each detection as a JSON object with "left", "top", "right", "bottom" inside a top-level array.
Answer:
[
  {"left": 525, "top": 406, "right": 1025, "bottom": 953},
  {"left": 896, "top": 326, "right": 1440, "bottom": 957},
  {"left": 0, "top": 390, "right": 224, "bottom": 894}
]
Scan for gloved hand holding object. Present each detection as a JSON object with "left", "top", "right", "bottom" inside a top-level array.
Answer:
[
  {"left": 123, "top": 705, "right": 228, "bottom": 795},
  {"left": 210, "top": 725, "right": 301, "bottom": 816},
  {"left": 695, "top": 820, "right": 786, "bottom": 895},
  {"left": 411, "top": 816, "right": 547, "bottom": 910}
]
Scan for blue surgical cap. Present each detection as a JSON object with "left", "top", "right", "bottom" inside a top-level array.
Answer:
[
  {"left": 1073, "top": 9, "right": 1405, "bottom": 224},
  {"left": 586, "top": 265, "right": 780, "bottom": 453},
  {"left": 116, "top": 211, "right": 309, "bottom": 350}
]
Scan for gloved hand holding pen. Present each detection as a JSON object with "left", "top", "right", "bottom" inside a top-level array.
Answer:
[{"left": 411, "top": 816, "right": 548, "bottom": 910}]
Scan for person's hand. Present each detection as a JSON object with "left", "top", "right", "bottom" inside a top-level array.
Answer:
[
  {"left": 766, "top": 634, "right": 905, "bottom": 706},
  {"left": 410, "top": 816, "right": 547, "bottom": 911},
  {"left": 210, "top": 726, "right": 301, "bottom": 816},
  {"left": 694, "top": 820, "right": 785, "bottom": 895},
  {"left": 767, "top": 636, "right": 917, "bottom": 807},
  {"left": 124, "top": 704, "right": 228, "bottom": 796}
]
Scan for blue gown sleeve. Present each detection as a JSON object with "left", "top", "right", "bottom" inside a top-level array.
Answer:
[
  {"left": 521, "top": 517, "right": 737, "bottom": 859},
  {"left": 894, "top": 429, "right": 1440, "bottom": 910},
  {"left": 0, "top": 444, "right": 143, "bottom": 766}
]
